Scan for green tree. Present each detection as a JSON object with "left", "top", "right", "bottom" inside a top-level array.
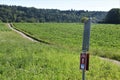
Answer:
[
  {"left": 0, "top": 5, "right": 107, "bottom": 23},
  {"left": 105, "top": 8, "right": 120, "bottom": 24},
  {"left": 81, "top": 17, "right": 88, "bottom": 23}
]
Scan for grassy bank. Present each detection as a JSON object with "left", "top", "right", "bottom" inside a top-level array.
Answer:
[{"left": 0, "top": 23, "right": 120, "bottom": 79}]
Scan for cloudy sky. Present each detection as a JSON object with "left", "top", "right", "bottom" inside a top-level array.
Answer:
[{"left": 0, "top": 0, "right": 120, "bottom": 11}]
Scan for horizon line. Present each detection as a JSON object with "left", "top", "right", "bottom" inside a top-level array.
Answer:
[{"left": 0, "top": 4, "right": 110, "bottom": 12}]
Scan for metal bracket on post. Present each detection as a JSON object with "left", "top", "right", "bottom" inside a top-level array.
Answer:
[{"left": 80, "top": 17, "right": 91, "bottom": 80}]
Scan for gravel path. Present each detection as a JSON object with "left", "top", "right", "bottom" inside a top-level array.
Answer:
[
  {"left": 7, "top": 23, "right": 38, "bottom": 42},
  {"left": 100, "top": 57, "right": 120, "bottom": 66}
]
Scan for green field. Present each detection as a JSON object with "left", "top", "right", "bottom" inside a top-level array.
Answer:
[
  {"left": 13, "top": 23, "right": 120, "bottom": 61},
  {"left": 0, "top": 23, "right": 120, "bottom": 80}
]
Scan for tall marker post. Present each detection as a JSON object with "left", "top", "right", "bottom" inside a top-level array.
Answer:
[{"left": 80, "top": 17, "right": 91, "bottom": 80}]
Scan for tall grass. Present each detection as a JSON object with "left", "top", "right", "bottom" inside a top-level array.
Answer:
[
  {"left": 0, "top": 23, "right": 120, "bottom": 79},
  {"left": 14, "top": 23, "right": 120, "bottom": 61}
]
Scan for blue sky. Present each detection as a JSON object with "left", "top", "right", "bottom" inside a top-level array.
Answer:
[{"left": 0, "top": 0, "right": 120, "bottom": 11}]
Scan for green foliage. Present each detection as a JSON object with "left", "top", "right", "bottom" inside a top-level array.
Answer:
[
  {"left": 105, "top": 8, "right": 120, "bottom": 24},
  {"left": 13, "top": 23, "right": 83, "bottom": 52},
  {"left": 14, "top": 23, "right": 120, "bottom": 61},
  {"left": 0, "top": 23, "right": 11, "bottom": 31},
  {"left": 81, "top": 17, "right": 89, "bottom": 23},
  {"left": 0, "top": 23, "right": 120, "bottom": 80},
  {"left": 0, "top": 20, "right": 2, "bottom": 23},
  {"left": 0, "top": 5, "right": 107, "bottom": 23}
]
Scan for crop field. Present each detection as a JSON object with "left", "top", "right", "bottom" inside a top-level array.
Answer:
[
  {"left": 13, "top": 23, "right": 120, "bottom": 61},
  {"left": 0, "top": 23, "right": 120, "bottom": 80}
]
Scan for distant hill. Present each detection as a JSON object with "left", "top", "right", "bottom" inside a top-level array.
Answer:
[{"left": 0, "top": 5, "right": 107, "bottom": 23}]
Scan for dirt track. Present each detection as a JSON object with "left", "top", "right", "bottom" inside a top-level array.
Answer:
[
  {"left": 100, "top": 57, "right": 120, "bottom": 66},
  {"left": 7, "top": 23, "right": 38, "bottom": 42}
]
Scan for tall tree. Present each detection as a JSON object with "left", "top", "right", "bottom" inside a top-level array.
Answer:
[{"left": 105, "top": 8, "right": 120, "bottom": 24}]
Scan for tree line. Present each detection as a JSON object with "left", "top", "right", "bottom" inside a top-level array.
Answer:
[
  {"left": 105, "top": 8, "right": 120, "bottom": 24},
  {"left": 0, "top": 5, "right": 107, "bottom": 23}
]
